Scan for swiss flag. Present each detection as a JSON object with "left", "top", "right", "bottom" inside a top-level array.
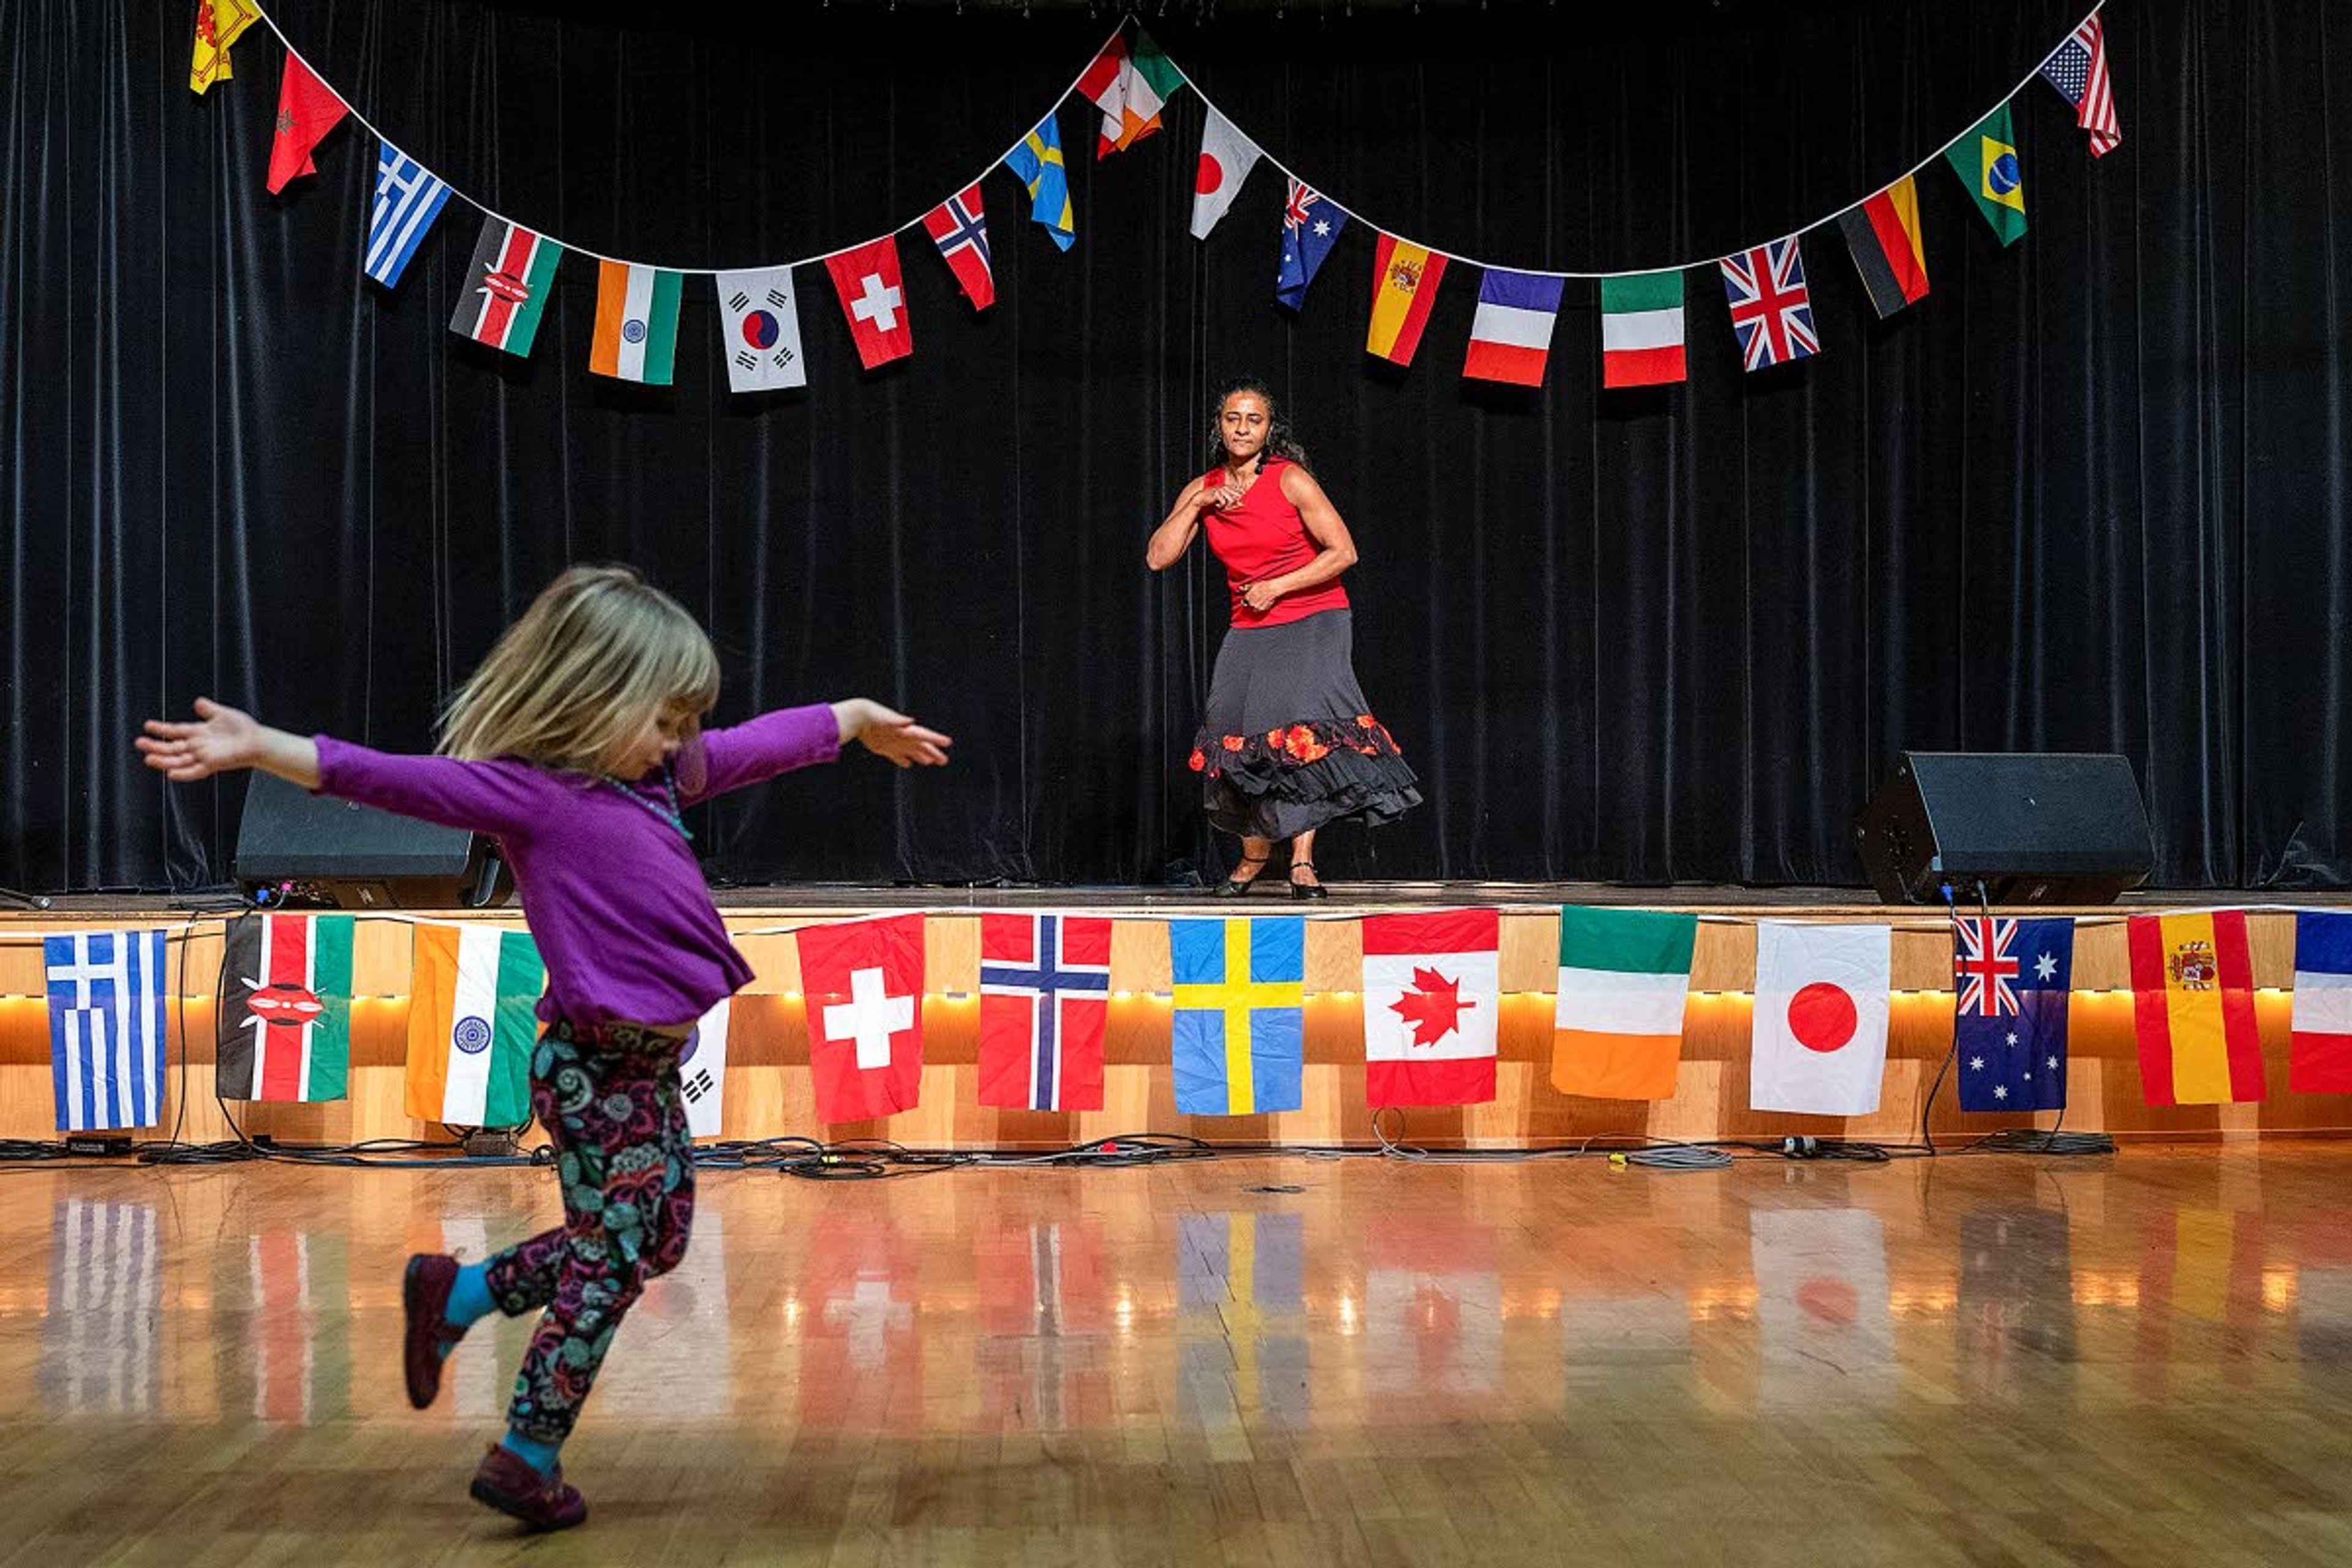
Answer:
[
  {"left": 1749, "top": 921, "right": 1891, "bottom": 1117},
  {"left": 796, "top": 914, "right": 925, "bottom": 1123},
  {"left": 266, "top": 53, "right": 347, "bottom": 194},
  {"left": 1361, "top": 910, "right": 1500, "bottom": 1107},
  {"left": 823, "top": 236, "right": 914, "bottom": 370}
]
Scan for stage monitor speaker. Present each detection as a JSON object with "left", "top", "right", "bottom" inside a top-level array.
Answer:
[
  {"left": 233, "top": 771, "right": 511, "bottom": 910},
  {"left": 1853, "top": 751, "right": 2154, "bottom": 905}
]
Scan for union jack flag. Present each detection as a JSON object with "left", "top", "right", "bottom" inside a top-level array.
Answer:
[
  {"left": 921, "top": 183, "right": 995, "bottom": 312},
  {"left": 978, "top": 913, "right": 1112, "bottom": 1111},
  {"left": 1953, "top": 916, "right": 2024, "bottom": 1017},
  {"left": 2041, "top": 15, "right": 2121, "bottom": 157},
  {"left": 1719, "top": 236, "right": 1819, "bottom": 372}
]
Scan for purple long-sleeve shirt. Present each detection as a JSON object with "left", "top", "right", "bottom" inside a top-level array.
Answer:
[{"left": 312, "top": 703, "right": 840, "bottom": 1030}]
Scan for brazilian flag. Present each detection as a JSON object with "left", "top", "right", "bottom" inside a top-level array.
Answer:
[{"left": 1945, "top": 101, "right": 2027, "bottom": 247}]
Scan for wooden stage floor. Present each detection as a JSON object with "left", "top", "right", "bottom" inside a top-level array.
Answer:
[{"left": 2, "top": 1146, "right": 2350, "bottom": 1564}]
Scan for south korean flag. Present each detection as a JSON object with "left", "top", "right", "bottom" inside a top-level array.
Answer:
[
  {"left": 680, "top": 997, "right": 732, "bottom": 1139},
  {"left": 714, "top": 265, "right": 808, "bottom": 394}
]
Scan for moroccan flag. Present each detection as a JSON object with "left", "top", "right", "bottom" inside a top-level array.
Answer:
[
  {"left": 588, "top": 260, "right": 683, "bottom": 385},
  {"left": 1191, "top": 108, "right": 1262, "bottom": 239},
  {"left": 1953, "top": 915, "right": 2073, "bottom": 1112},
  {"left": 190, "top": 0, "right": 258, "bottom": 94},
  {"left": 979, "top": 913, "right": 1110, "bottom": 1111},
  {"left": 797, "top": 914, "right": 925, "bottom": 1123},
  {"left": 1838, "top": 176, "right": 1929, "bottom": 318},
  {"left": 1552, "top": 906, "right": 1697, "bottom": 1100},
  {"left": 922, "top": 184, "right": 995, "bottom": 312},
  {"left": 1005, "top": 114, "right": 1076, "bottom": 251},
  {"left": 1171, "top": 916, "right": 1304, "bottom": 1115},
  {"left": 2127, "top": 911, "right": 2265, "bottom": 1105},
  {"left": 2291, "top": 911, "right": 2352, "bottom": 1094},
  {"left": 823, "top": 236, "right": 913, "bottom": 371},
  {"left": 218, "top": 914, "right": 355, "bottom": 1103},
  {"left": 1600, "top": 270, "right": 1686, "bottom": 388},
  {"left": 679, "top": 995, "right": 731, "bottom": 1139},
  {"left": 1075, "top": 28, "right": 1184, "bottom": 157},
  {"left": 404, "top": 925, "right": 541, "bottom": 1125},
  {"left": 265, "top": 55, "right": 346, "bottom": 194},
  {"left": 1362, "top": 910, "right": 1499, "bottom": 1107},
  {"left": 1750, "top": 921, "right": 1891, "bottom": 1116},
  {"left": 449, "top": 218, "right": 563, "bottom": 357},
  {"left": 1945, "top": 102, "right": 2027, "bottom": 246},
  {"left": 1462, "top": 270, "right": 1564, "bottom": 387},
  {"left": 715, "top": 266, "right": 807, "bottom": 394},
  {"left": 1365, "top": 235, "right": 1447, "bottom": 366}
]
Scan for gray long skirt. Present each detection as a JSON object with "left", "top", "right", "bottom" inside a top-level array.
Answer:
[{"left": 1188, "top": 609, "right": 1423, "bottom": 842}]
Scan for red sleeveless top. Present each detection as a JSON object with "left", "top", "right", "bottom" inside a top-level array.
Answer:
[{"left": 1198, "top": 458, "right": 1351, "bottom": 630}]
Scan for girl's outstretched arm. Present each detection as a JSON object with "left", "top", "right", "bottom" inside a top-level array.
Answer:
[
  {"left": 137, "top": 698, "right": 320, "bottom": 788},
  {"left": 832, "top": 698, "right": 952, "bottom": 769}
]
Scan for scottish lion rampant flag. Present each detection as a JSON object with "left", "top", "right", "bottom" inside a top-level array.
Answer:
[
  {"left": 1171, "top": 917, "right": 1304, "bottom": 1115},
  {"left": 979, "top": 913, "right": 1110, "bottom": 1110},
  {"left": 45, "top": 930, "right": 170, "bottom": 1132},
  {"left": 1953, "top": 915, "right": 2073, "bottom": 1112}
]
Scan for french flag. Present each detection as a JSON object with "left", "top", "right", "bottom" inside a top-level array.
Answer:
[
  {"left": 2291, "top": 912, "right": 2352, "bottom": 1093},
  {"left": 1462, "top": 268, "right": 1564, "bottom": 387}
]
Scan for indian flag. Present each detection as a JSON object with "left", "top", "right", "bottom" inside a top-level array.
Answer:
[
  {"left": 404, "top": 925, "right": 544, "bottom": 1125},
  {"left": 590, "top": 260, "right": 683, "bottom": 385},
  {"left": 1600, "top": 270, "right": 1686, "bottom": 388},
  {"left": 1076, "top": 29, "right": 1183, "bottom": 157},
  {"left": 1552, "top": 906, "right": 1698, "bottom": 1099}
]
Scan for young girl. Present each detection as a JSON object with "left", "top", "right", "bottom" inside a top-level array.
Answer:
[{"left": 137, "top": 564, "right": 949, "bottom": 1531}]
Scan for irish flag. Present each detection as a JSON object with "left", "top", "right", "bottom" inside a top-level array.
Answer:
[
  {"left": 1600, "top": 270, "right": 1686, "bottom": 388},
  {"left": 589, "top": 260, "right": 683, "bottom": 385},
  {"left": 1362, "top": 909, "right": 1500, "bottom": 1107},
  {"left": 1076, "top": 29, "right": 1183, "bottom": 157},
  {"left": 1553, "top": 906, "right": 1697, "bottom": 1099},
  {"left": 218, "top": 913, "right": 355, "bottom": 1102},
  {"left": 2127, "top": 911, "right": 2265, "bottom": 1105},
  {"left": 404, "top": 924, "right": 544, "bottom": 1125}
]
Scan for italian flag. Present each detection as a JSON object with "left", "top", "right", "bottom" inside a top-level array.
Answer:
[
  {"left": 1600, "top": 269, "right": 1686, "bottom": 388},
  {"left": 404, "top": 924, "right": 544, "bottom": 1125},
  {"left": 218, "top": 913, "right": 355, "bottom": 1102},
  {"left": 1076, "top": 29, "right": 1183, "bottom": 157},
  {"left": 1551, "top": 906, "right": 1697, "bottom": 1099},
  {"left": 590, "top": 260, "right": 684, "bottom": 385}
]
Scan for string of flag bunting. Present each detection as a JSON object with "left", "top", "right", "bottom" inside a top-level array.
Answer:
[{"left": 188, "top": 1, "right": 2122, "bottom": 396}]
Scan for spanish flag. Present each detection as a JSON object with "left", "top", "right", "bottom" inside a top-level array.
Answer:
[
  {"left": 1365, "top": 235, "right": 1447, "bottom": 366},
  {"left": 2126, "top": 911, "right": 2266, "bottom": 1106}
]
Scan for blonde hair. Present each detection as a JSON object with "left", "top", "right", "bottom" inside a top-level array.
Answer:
[{"left": 437, "top": 564, "right": 721, "bottom": 778}]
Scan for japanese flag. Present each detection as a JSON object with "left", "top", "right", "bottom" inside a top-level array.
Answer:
[
  {"left": 796, "top": 914, "right": 925, "bottom": 1123},
  {"left": 1749, "top": 921, "right": 1891, "bottom": 1116},
  {"left": 1191, "top": 107, "right": 1264, "bottom": 240}
]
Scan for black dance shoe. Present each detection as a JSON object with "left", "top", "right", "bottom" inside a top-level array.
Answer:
[
  {"left": 1289, "top": 862, "right": 1330, "bottom": 900},
  {"left": 1217, "top": 854, "right": 1272, "bottom": 897}
]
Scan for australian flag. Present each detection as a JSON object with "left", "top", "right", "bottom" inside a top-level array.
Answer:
[
  {"left": 978, "top": 913, "right": 1111, "bottom": 1111},
  {"left": 1954, "top": 915, "right": 2073, "bottom": 1112},
  {"left": 1275, "top": 178, "right": 1346, "bottom": 311},
  {"left": 45, "top": 929, "right": 170, "bottom": 1133}
]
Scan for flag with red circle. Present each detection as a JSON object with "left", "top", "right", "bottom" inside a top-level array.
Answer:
[
  {"left": 1190, "top": 107, "right": 1262, "bottom": 239},
  {"left": 1749, "top": 921, "right": 1891, "bottom": 1116},
  {"left": 796, "top": 913, "right": 925, "bottom": 1123}
]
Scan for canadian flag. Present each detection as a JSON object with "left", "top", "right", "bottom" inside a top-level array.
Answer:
[
  {"left": 1749, "top": 921, "right": 1891, "bottom": 1116},
  {"left": 1362, "top": 909, "right": 1501, "bottom": 1107},
  {"left": 796, "top": 914, "right": 925, "bottom": 1123},
  {"left": 823, "top": 236, "right": 914, "bottom": 371}
]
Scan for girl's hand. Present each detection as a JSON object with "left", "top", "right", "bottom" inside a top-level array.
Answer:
[
  {"left": 1240, "top": 579, "right": 1284, "bottom": 613},
  {"left": 837, "top": 699, "right": 952, "bottom": 768},
  {"left": 137, "top": 698, "right": 263, "bottom": 782}
]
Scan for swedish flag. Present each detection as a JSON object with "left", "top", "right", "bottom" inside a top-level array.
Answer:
[
  {"left": 1005, "top": 113, "right": 1076, "bottom": 252},
  {"left": 1944, "top": 102, "right": 2027, "bottom": 247},
  {"left": 1170, "top": 917, "right": 1305, "bottom": 1114}
]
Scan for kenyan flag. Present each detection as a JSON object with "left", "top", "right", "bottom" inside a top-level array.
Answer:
[
  {"left": 449, "top": 217, "right": 563, "bottom": 356},
  {"left": 218, "top": 914, "right": 355, "bottom": 1102}
]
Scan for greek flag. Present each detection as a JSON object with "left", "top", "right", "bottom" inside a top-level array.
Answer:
[
  {"left": 366, "top": 141, "right": 451, "bottom": 288},
  {"left": 44, "top": 929, "right": 170, "bottom": 1132}
]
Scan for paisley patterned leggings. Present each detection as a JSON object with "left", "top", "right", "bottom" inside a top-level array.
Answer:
[{"left": 481, "top": 1018, "right": 695, "bottom": 1444}]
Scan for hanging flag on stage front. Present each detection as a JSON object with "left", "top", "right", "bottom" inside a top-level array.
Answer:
[
  {"left": 1750, "top": 921, "right": 1891, "bottom": 1116},
  {"left": 1600, "top": 270, "right": 1687, "bottom": 388},
  {"left": 589, "top": 260, "right": 683, "bottom": 385},
  {"left": 2291, "top": 912, "right": 2352, "bottom": 1094},
  {"left": 1953, "top": 915, "right": 2073, "bottom": 1112},
  {"left": 1838, "top": 176, "right": 1930, "bottom": 318},
  {"left": 1720, "top": 236, "right": 1819, "bottom": 372},
  {"left": 1361, "top": 910, "right": 1500, "bottom": 1107},
  {"left": 979, "top": 913, "right": 1111, "bottom": 1112},
  {"left": 922, "top": 185, "right": 997, "bottom": 312},
  {"left": 2041, "top": 14, "right": 2122, "bottom": 157},
  {"left": 823, "top": 236, "right": 914, "bottom": 371},
  {"left": 1005, "top": 113, "right": 1076, "bottom": 251},
  {"left": 680, "top": 995, "right": 731, "bottom": 1139},
  {"left": 448, "top": 218, "right": 564, "bottom": 357},
  {"left": 265, "top": 53, "right": 347, "bottom": 194},
  {"left": 797, "top": 914, "right": 925, "bottom": 1123},
  {"left": 1946, "top": 102, "right": 2028, "bottom": 245},
  {"left": 1553, "top": 905, "right": 1698, "bottom": 1100},
  {"left": 1275, "top": 179, "right": 1346, "bottom": 310},
  {"left": 366, "top": 142, "right": 451, "bottom": 289},
  {"left": 2128, "top": 911, "right": 2264, "bottom": 1105},
  {"left": 1171, "top": 917, "right": 1305, "bottom": 1115},
  {"left": 190, "top": 0, "right": 258, "bottom": 94},
  {"left": 714, "top": 265, "right": 807, "bottom": 393},
  {"left": 1191, "top": 108, "right": 1263, "bottom": 239},
  {"left": 1075, "top": 28, "right": 1183, "bottom": 157},
  {"left": 218, "top": 914, "right": 355, "bottom": 1103},
  {"left": 405, "top": 925, "right": 543, "bottom": 1125},
  {"left": 1463, "top": 269, "right": 1563, "bottom": 386},
  {"left": 1365, "top": 236, "right": 1447, "bottom": 366},
  {"left": 45, "top": 930, "right": 170, "bottom": 1133}
]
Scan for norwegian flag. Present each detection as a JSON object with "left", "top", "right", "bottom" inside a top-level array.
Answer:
[
  {"left": 1719, "top": 236, "right": 1820, "bottom": 372},
  {"left": 2041, "top": 15, "right": 2121, "bottom": 157},
  {"left": 1953, "top": 916, "right": 2024, "bottom": 1018},
  {"left": 979, "top": 914, "right": 1110, "bottom": 1111},
  {"left": 921, "top": 184, "right": 995, "bottom": 312}
]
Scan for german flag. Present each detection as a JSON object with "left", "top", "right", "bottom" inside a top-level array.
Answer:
[
  {"left": 1838, "top": 177, "right": 1929, "bottom": 319},
  {"left": 2126, "top": 911, "right": 2266, "bottom": 1105}
]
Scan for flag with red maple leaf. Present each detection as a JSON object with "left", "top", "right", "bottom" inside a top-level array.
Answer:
[{"left": 1362, "top": 910, "right": 1500, "bottom": 1106}]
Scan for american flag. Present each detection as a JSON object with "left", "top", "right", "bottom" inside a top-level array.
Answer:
[
  {"left": 1719, "top": 236, "right": 1819, "bottom": 372},
  {"left": 1954, "top": 916, "right": 2024, "bottom": 1017},
  {"left": 2041, "top": 15, "right": 2121, "bottom": 157}
]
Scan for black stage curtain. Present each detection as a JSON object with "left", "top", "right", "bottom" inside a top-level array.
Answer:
[{"left": 2, "top": 0, "right": 2346, "bottom": 892}]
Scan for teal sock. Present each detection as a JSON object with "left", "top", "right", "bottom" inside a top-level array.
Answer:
[
  {"left": 499, "top": 1430, "right": 563, "bottom": 1477},
  {"left": 443, "top": 1261, "right": 494, "bottom": 1345}
]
